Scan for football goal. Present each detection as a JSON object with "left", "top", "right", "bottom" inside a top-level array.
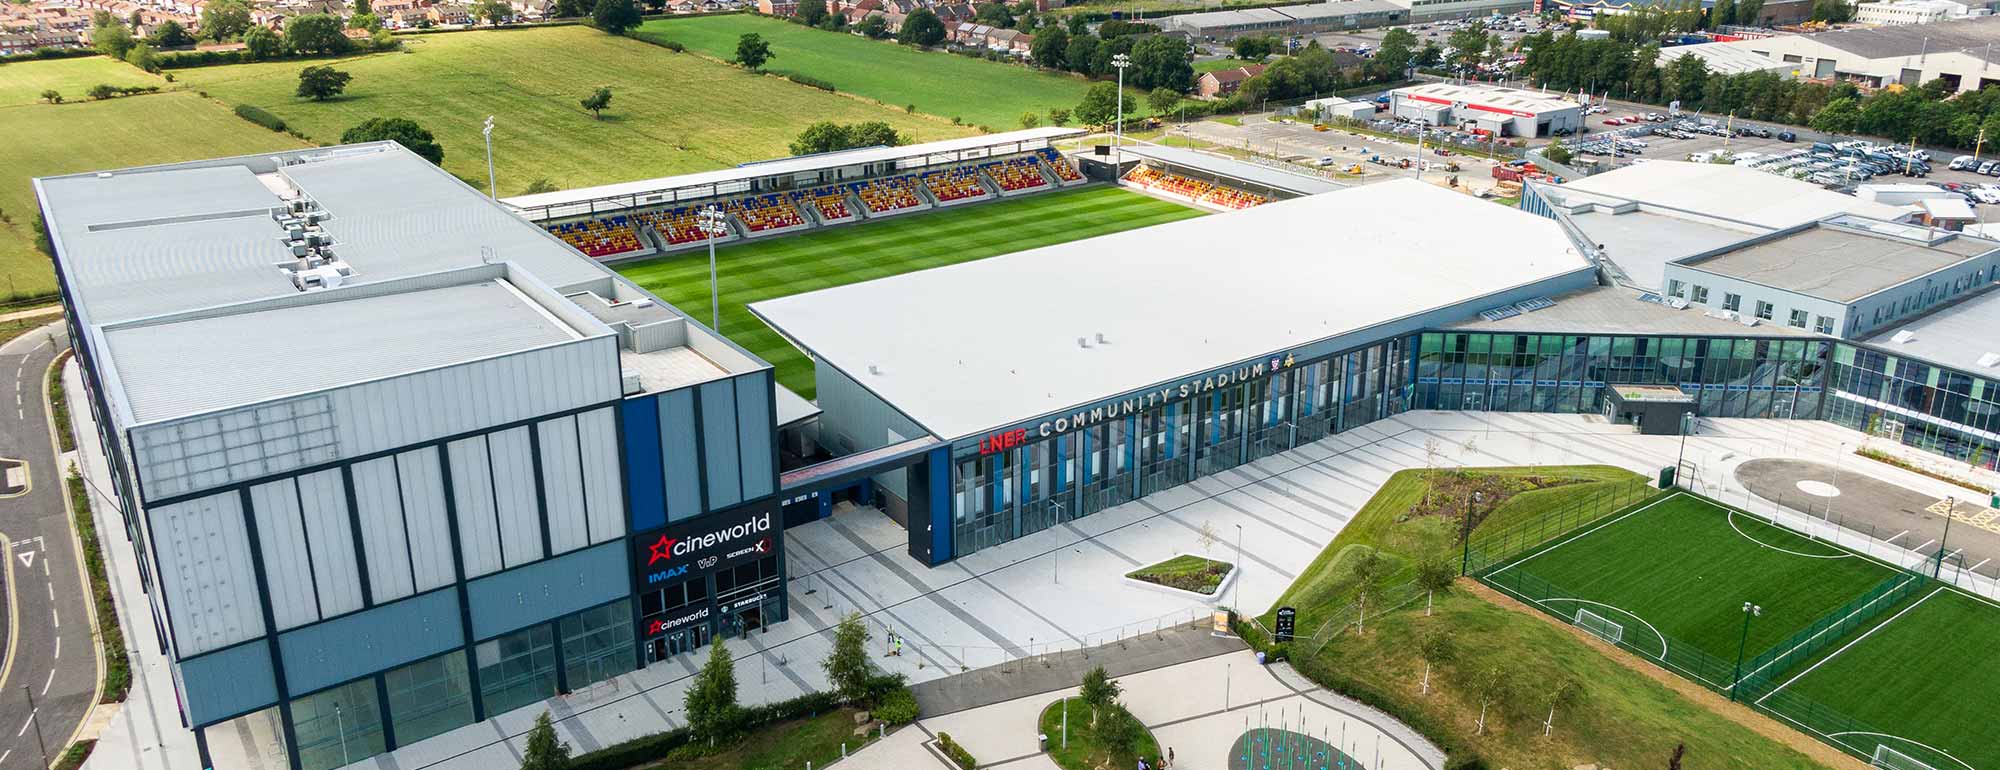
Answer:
[
  {"left": 1871, "top": 744, "right": 1938, "bottom": 770},
  {"left": 1574, "top": 607, "right": 1625, "bottom": 645}
]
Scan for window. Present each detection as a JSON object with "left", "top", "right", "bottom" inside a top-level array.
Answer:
[
  {"left": 1723, "top": 293, "right": 1742, "bottom": 312},
  {"left": 1667, "top": 279, "right": 1686, "bottom": 298},
  {"left": 1789, "top": 309, "right": 1808, "bottom": 328},
  {"left": 1815, "top": 315, "right": 1836, "bottom": 334},
  {"left": 477, "top": 624, "right": 557, "bottom": 718},
  {"left": 291, "top": 679, "right": 387, "bottom": 770},
  {"left": 385, "top": 652, "right": 474, "bottom": 747},
  {"left": 1691, "top": 285, "right": 1710, "bottom": 304},
  {"left": 1755, "top": 300, "right": 1774, "bottom": 320},
  {"left": 561, "top": 599, "right": 636, "bottom": 691}
]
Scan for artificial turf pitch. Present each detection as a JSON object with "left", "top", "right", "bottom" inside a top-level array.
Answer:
[
  {"left": 615, "top": 185, "right": 1203, "bottom": 398},
  {"left": 1487, "top": 492, "right": 2000, "bottom": 770}
]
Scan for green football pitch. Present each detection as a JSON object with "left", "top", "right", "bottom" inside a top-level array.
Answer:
[
  {"left": 614, "top": 185, "right": 1203, "bottom": 398},
  {"left": 1763, "top": 585, "right": 2000, "bottom": 770},
  {"left": 1485, "top": 494, "right": 1896, "bottom": 678}
]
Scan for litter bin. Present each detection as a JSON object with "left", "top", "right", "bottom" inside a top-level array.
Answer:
[
  {"left": 1658, "top": 466, "right": 1676, "bottom": 489},
  {"left": 1256, "top": 651, "right": 1267, "bottom": 665},
  {"left": 1039, "top": 733, "right": 1048, "bottom": 752}
]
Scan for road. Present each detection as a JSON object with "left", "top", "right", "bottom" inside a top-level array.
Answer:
[{"left": 0, "top": 321, "right": 96, "bottom": 770}]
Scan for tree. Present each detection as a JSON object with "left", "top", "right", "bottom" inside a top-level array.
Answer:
[
  {"left": 342, "top": 117, "right": 445, "bottom": 164},
  {"left": 974, "top": 1, "right": 1013, "bottom": 28},
  {"left": 897, "top": 7, "right": 944, "bottom": 46},
  {"left": 475, "top": 0, "right": 512, "bottom": 25},
  {"left": 1371, "top": 27, "right": 1416, "bottom": 81},
  {"left": 520, "top": 178, "right": 559, "bottom": 195},
  {"left": 823, "top": 612, "right": 874, "bottom": 702},
  {"left": 147, "top": 19, "right": 195, "bottom": 48},
  {"left": 1351, "top": 548, "right": 1386, "bottom": 634},
  {"left": 592, "top": 0, "right": 639, "bottom": 34},
  {"left": 1029, "top": 25, "right": 1066, "bottom": 69},
  {"left": 1544, "top": 143, "right": 1573, "bottom": 165},
  {"left": 684, "top": 641, "right": 740, "bottom": 742},
  {"left": 579, "top": 85, "right": 613, "bottom": 119},
  {"left": 1078, "top": 665, "right": 1121, "bottom": 727},
  {"left": 1467, "top": 665, "right": 1510, "bottom": 735},
  {"left": 790, "top": 121, "right": 850, "bottom": 154},
  {"left": 794, "top": 0, "right": 829, "bottom": 28},
  {"left": 1047, "top": 107, "right": 1070, "bottom": 126},
  {"left": 848, "top": 121, "right": 902, "bottom": 147},
  {"left": 520, "top": 711, "right": 571, "bottom": 770},
  {"left": 1147, "top": 87, "right": 1179, "bottom": 117},
  {"left": 199, "top": 0, "right": 252, "bottom": 40},
  {"left": 1073, "top": 82, "right": 1130, "bottom": 127},
  {"left": 242, "top": 25, "right": 282, "bottom": 59},
  {"left": 1738, "top": 0, "right": 1765, "bottom": 24},
  {"left": 1415, "top": 558, "right": 1455, "bottom": 616},
  {"left": 1445, "top": 21, "right": 1489, "bottom": 72},
  {"left": 92, "top": 19, "right": 135, "bottom": 59},
  {"left": 552, "top": 0, "right": 590, "bottom": 17},
  {"left": 1231, "top": 35, "right": 1275, "bottom": 60},
  {"left": 1711, "top": 0, "right": 1737, "bottom": 26},
  {"left": 352, "top": 0, "right": 371, "bottom": 14},
  {"left": 1018, "top": 111, "right": 1041, "bottom": 129},
  {"left": 283, "top": 13, "right": 350, "bottom": 55},
  {"left": 87, "top": 83, "right": 118, "bottom": 100},
  {"left": 1810, "top": 96, "right": 1862, "bottom": 134},
  {"left": 39, "top": 90, "right": 62, "bottom": 104},
  {"left": 1808, "top": 0, "right": 1852, "bottom": 22},
  {"left": 1669, "top": 743, "right": 1686, "bottom": 770},
  {"left": 1542, "top": 675, "right": 1584, "bottom": 737},
  {"left": 1096, "top": 706, "right": 1145, "bottom": 762},
  {"left": 296, "top": 65, "right": 352, "bottom": 100},
  {"left": 123, "top": 42, "right": 157, "bottom": 72},
  {"left": 1416, "top": 629, "right": 1454, "bottom": 696},
  {"left": 734, "top": 32, "right": 774, "bottom": 70},
  {"left": 857, "top": 13, "right": 888, "bottom": 39},
  {"left": 1130, "top": 34, "right": 1192, "bottom": 93},
  {"left": 349, "top": 12, "right": 382, "bottom": 31}
]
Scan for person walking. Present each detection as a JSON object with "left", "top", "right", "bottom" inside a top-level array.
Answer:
[{"left": 1167, "top": 747, "right": 1175, "bottom": 768}]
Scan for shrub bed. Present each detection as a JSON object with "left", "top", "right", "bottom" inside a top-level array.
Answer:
[{"left": 233, "top": 103, "right": 287, "bottom": 132}]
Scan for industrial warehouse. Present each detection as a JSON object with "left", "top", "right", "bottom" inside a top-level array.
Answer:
[
  {"left": 1389, "top": 82, "right": 1585, "bottom": 137},
  {"left": 34, "top": 140, "right": 2000, "bottom": 770}
]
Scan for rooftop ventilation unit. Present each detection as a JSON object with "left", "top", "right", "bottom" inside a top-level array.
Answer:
[
  {"left": 1890, "top": 330, "right": 1917, "bottom": 344},
  {"left": 1515, "top": 296, "right": 1557, "bottom": 313},
  {"left": 1479, "top": 306, "right": 1522, "bottom": 322},
  {"left": 1978, "top": 352, "right": 2000, "bottom": 368}
]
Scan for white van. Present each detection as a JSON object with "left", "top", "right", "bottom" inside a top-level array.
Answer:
[{"left": 1951, "top": 155, "right": 1979, "bottom": 170}]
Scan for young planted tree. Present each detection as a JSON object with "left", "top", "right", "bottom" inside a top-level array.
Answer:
[
  {"left": 296, "top": 65, "right": 353, "bottom": 101},
  {"left": 1467, "top": 665, "right": 1510, "bottom": 735},
  {"left": 520, "top": 711, "right": 572, "bottom": 770},
  {"left": 1415, "top": 558, "right": 1455, "bottom": 616},
  {"left": 823, "top": 612, "right": 874, "bottom": 702},
  {"left": 580, "top": 86, "right": 613, "bottom": 119},
  {"left": 734, "top": 32, "right": 774, "bottom": 70},
  {"left": 1542, "top": 675, "right": 1584, "bottom": 737},
  {"left": 1416, "top": 628, "right": 1454, "bottom": 696},
  {"left": 1350, "top": 548, "right": 1385, "bottom": 634},
  {"left": 1078, "top": 665, "right": 1121, "bottom": 727},
  {"left": 684, "top": 641, "right": 740, "bottom": 743},
  {"left": 1668, "top": 742, "right": 1686, "bottom": 770}
]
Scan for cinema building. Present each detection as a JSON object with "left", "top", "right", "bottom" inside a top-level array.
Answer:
[{"left": 36, "top": 144, "right": 791, "bottom": 770}]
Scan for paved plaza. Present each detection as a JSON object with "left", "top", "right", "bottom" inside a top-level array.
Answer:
[{"left": 67, "top": 373, "right": 2000, "bottom": 770}]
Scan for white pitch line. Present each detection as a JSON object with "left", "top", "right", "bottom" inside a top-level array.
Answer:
[
  {"left": 1758, "top": 586, "right": 1945, "bottom": 705},
  {"left": 3, "top": 747, "right": 12, "bottom": 765},
  {"left": 39, "top": 669, "right": 52, "bottom": 696}
]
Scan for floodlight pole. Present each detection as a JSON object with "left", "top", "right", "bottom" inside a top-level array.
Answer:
[
  {"left": 1112, "top": 53, "right": 1131, "bottom": 165},
  {"left": 700, "top": 205, "right": 726, "bottom": 331},
  {"left": 482, "top": 116, "right": 496, "bottom": 200},
  {"left": 1728, "top": 603, "right": 1761, "bottom": 702}
]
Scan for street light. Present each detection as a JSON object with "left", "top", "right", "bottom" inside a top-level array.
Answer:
[
  {"left": 482, "top": 115, "right": 497, "bottom": 200},
  {"left": 1112, "top": 53, "right": 1131, "bottom": 162},
  {"left": 698, "top": 205, "right": 729, "bottom": 331},
  {"left": 1675, "top": 411, "right": 1693, "bottom": 484},
  {"left": 1728, "top": 602, "right": 1762, "bottom": 702}
]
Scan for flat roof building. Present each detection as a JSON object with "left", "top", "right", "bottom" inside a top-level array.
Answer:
[
  {"left": 1159, "top": 0, "right": 1406, "bottom": 39},
  {"left": 1389, "top": 82, "right": 1583, "bottom": 137},
  {"left": 1713, "top": 14, "right": 2000, "bottom": 95}
]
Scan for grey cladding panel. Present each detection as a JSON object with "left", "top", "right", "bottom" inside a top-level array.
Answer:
[
  {"left": 466, "top": 540, "right": 627, "bottom": 641},
  {"left": 448, "top": 436, "right": 503, "bottom": 578},
  {"left": 488, "top": 427, "right": 543, "bottom": 569},
  {"left": 298, "top": 469, "right": 363, "bottom": 615},
  {"left": 179, "top": 639, "right": 278, "bottom": 726},
  {"left": 660, "top": 392, "right": 701, "bottom": 523},
  {"left": 278, "top": 588, "right": 464, "bottom": 696},
  {"left": 398, "top": 448, "right": 456, "bottom": 592},
  {"left": 537, "top": 415, "right": 588, "bottom": 555},
  {"left": 248, "top": 479, "right": 317, "bottom": 630},
  {"left": 153, "top": 492, "right": 265, "bottom": 657},
  {"left": 578, "top": 407, "right": 624, "bottom": 544},
  {"left": 735, "top": 373, "right": 774, "bottom": 501},
  {"left": 700, "top": 380, "right": 742, "bottom": 510},
  {"left": 351, "top": 456, "right": 416, "bottom": 602}
]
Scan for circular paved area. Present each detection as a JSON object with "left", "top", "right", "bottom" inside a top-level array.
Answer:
[{"left": 1735, "top": 458, "right": 2000, "bottom": 579}]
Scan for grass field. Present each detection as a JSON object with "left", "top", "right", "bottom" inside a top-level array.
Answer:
[
  {"left": 1194, "top": 57, "right": 1261, "bottom": 74},
  {"left": 0, "top": 89, "right": 306, "bottom": 299},
  {"left": 1768, "top": 586, "right": 2000, "bottom": 770},
  {"left": 0, "top": 57, "right": 164, "bottom": 107},
  {"left": 1488, "top": 495, "right": 1898, "bottom": 665},
  {"left": 175, "top": 26, "right": 967, "bottom": 193},
  {"left": 615, "top": 185, "right": 1201, "bottom": 397},
  {"left": 632, "top": 15, "right": 1125, "bottom": 128}
]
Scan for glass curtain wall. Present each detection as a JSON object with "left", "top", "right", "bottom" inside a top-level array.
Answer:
[
  {"left": 560, "top": 599, "right": 636, "bottom": 690},
  {"left": 384, "top": 652, "right": 474, "bottom": 748},
  {"left": 1415, "top": 332, "right": 1828, "bottom": 419},
  {"left": 1825, "top": 343, "right": 2000, "bottom": 470},
  {"left": 291, "top": 679, "right": 386, "bottom": 770}
]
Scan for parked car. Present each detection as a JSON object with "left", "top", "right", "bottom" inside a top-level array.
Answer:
[{"left": 1777, "top": 131, "right": 1797, "bottom": 142}]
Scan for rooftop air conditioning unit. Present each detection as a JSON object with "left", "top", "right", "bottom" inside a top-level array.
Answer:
[
  {"left": 1666, "top": 297, "right": 1690, "bottom": 309},
  {"left": 1890, "top": 330, "right": 1916, "bottom": 344},
  {"left": 621, "top": 369, "right": 643, "bottom": 395},
  {"left": 1738, "top": 315, "right": 1759, "bottom": 327},
  {"left": 1978, "top": 352, "right": 2000, "bottom": 368}
]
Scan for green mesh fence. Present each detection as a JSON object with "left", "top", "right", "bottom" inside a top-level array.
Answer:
[
  {"left": 1461, "top": 477, "right": 1665, "bottom": 578},
  {"left": 1731, "top": 570, "right": 1930, "bottom": 701}
]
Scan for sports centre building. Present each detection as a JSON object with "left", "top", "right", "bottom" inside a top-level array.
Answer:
[{"left": 34, "top": 139, "right": 2000, "bottom": 769}]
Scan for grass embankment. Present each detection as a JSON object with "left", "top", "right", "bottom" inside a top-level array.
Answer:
[
  {"left": 67, "top": 472, "right": 129, "bottom": 703},
  {"left": 1038, "top": 699, "right": 1161, "bottom": 770},
  {"left": 633, "top": 15, "right": 1121, "bottom": 129},
  {"left": 615, "top": 186, "right": 1202, "bottom": 397},
  {"left": 1257, "top": 466, "right": 1831, "bottom": 769},
  {"left": 1125, "top": 554, "right": 1231, "bottom": 595},
  {"left": 175, "top": 26, "right": 963, "bottom": 193},
  {"left": 47, "top": 349, "right": 73, "bottom": 453}
]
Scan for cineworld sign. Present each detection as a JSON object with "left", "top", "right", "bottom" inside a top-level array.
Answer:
[
  {"left": 634, "top": 508, "right": 774, "bottom": 586},
  {"left": 979, "top": 353, "right": 1296, "bottom": 455}
]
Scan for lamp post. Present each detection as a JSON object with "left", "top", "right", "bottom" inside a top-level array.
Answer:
[
  {"left": 482, "top": 116, "right": 496, "bottom": 200},
  {"left": 1676, "top": 411, "right": 1693, "bottom": 484},
  {"left": 698, "top": 205, "right": 728, "bottom": 331},
  {"left": 1461, "top": 490, "right": 1482, "bottom": 576},
  {"left": 1936, "top": 495, "right": 1957, "bottom": 580},
  {"left": 1112, "top": 53, "right": 1131, "bottom": 162},
  {"left": 1728, "top": 602, "right": 1762, "bottom": 702}
]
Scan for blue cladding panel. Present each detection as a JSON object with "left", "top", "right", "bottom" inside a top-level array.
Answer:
[
  {"left": 735, "top": 373, "right": 774, "bottom": 501},
  {"left": 621, "top": 395, "right": 666, "bottom": 533},
  {"left": 661, "top": 389, "right": 702, "bottom": 522},
  {"left": 181, "top": 641, "right": 277, "bottom": 725},
  {"left": 278, "top": 589, "right": 464, "bottom": 695},
  {"left": 465, "top": 540, "right": 628, "bottom": 640},
  {"left": 928, "top": 447, "right": 951, "bottom": 565},
  {"left": 700, "top": 380, "right": 742, "bottom": 510}
]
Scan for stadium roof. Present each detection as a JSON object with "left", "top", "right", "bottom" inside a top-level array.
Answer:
[
  {"left": 1861, "top": 284, "right": 2000, "bottom": 375},
  {"left": 502, "top": 127, "right": 1085, "bottom": 217},
  {"left": 1679, "top": 216, "right": 1996, "bottom": 302},
  {"left": 750, "top": 180, "right": 1592, "bottom": 440},
  {"left": 1120, "top": 145, "right": 1346, "bottom": 196},
  {"left": 1547, "top": 161, "right": 1911, "bottom": 230}
]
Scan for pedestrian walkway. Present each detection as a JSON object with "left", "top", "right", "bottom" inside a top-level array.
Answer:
[{"left": 912, "top": 621, "right": 1244, "bottom": 718}]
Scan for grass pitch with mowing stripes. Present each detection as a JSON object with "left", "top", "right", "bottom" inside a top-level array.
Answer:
[
  {"left": 1493, "top": 494, "right": 1895, "bottom": 665},
  {"left": 1769, "top": 586, "right": 2000, "bottom": 770},
  {"left": 616, "top": 186, "right": 1203, "bottom": 397}
]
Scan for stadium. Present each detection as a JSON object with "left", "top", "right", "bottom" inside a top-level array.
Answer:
[{"left": 32, "top": 130, "right": 2000, "bottom": 770}]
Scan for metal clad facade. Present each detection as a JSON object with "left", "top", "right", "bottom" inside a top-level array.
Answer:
[
  {"left": 488, "top": 427, "right": 543, "bottom": 568},
  {"left": 465, "top": 540, "right": 627, "bottom": 640},
  {"left": 277, "top": 588, "right": 464, "bottom": 696},
  {"left": 351, "top": 456, "right": 416, "bottom": 602},
  {"left": 659, "top": 390, "right": 702, "bottom": 523},
  {"left": 297, "top": 469, "right": 363, "bottom": 616},
  {"left": 397, "top": 448, "right": 455, "bottom": 592},
  {"left": 153, "top": 491, "right": 265, "bottom": 657},
  {"left": 537, "top": 415, "right": 588, "bottom": 554},
  {"left": 178, "top": 639, "right": 278, "bottom": 726},
  {"left": 577, "top": 407, "right": 624, "bottom": 544},
  {"left": 700, "top": 380, "right": 742, "bottom": 509},
  {"left": 447, "top": 435, "right": 504, "bottom": 578},
  {"left": 248, "top": 479, "right": 317, "bottom": 630},
  {"left": 735, "top": 373, "right": 774, "bottom": 501}
]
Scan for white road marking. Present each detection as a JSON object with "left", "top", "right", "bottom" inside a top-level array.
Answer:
[
  {"left": 1887, "top": 529, "right": 1909, "bottom": 542},
  {"left": 1915, "top": 539, "right": 1937, "bottom": 552},
  {"left": 2, "top": 747, "right": 12, "bottom": 764},
  {"left": 39, "top": 669, "right": 52, "bottom": 696},
  {"left": 1970, "top": 558, "right": 1992, "bottom": 571},
  {"left": 16, "top": 711, "right": 32, "bottom": 737},
  {"left": 52, "top": 637, "right": 58, "bottom": 660}
]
